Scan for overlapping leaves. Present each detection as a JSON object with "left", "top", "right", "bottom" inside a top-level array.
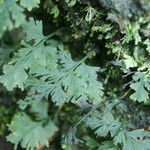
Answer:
[
  {"left": 0, "top": 18, "right": 57, "bottom": 90},
  {"left": 87, "top": 109, "right": 150, "bottom": 150},
  {"left": 0, "top": 0, "right": 40, "bottom": 37},
  {"left": 24, "top": 46, "right": 104, "bottom": 105},
  {"left": 0, "top": 18, "right": 104, "bottom": 106},
  {"left": 87, "top": 110, "right": 121, "bottom": 137},
  {"left": 114, "top": 129, "right": 150, "bottom": 150}
]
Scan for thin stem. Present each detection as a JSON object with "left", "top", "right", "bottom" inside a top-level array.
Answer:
[
  {"left": 73, "top": 104, "right": 100, "bottom": 129},
  {"left": 44, "top": 28, "right": 64, "bottom": 41}
]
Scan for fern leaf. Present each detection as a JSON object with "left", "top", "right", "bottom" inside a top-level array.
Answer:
[
  {"left": 130, "top": 72, "right": 150, "bottom": 102},
  {"left": 114, "top": 129, "right": 150, "bottom": 150},
  {"left": 0, "top": 19, "right": 58, "bottom": 90},
  {"left": 25, "top": 47, "right": 104, "bottom": 105},
  {"left": 0, "top": 0, "right": 25, "bottom": 37},
  {"left": 23, "top": 18, "right": 45, "bottom": 44},
  {"left": 98, "top": 141, "right": 120, "bottom": 150},
  {"left": 87, "top": 111, "right": 121, "bottom": 137},
  {"left": 0, "top": 65, "right": 28, "bottom": 91},
  {"left": 7, "top": 101, "right": 57, "bottom": 150}
]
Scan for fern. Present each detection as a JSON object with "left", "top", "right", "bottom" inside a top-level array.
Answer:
[
  {"left": 86, "top": 108, "right": 150, "bottom": 150},
  {"left": 87, "top": 110, "right": 121, "bottom": 137},
  {"left": 84, "top": 137, "right": 120, "bottom": 150},
  {"left": 7, "top": 101, "right": 57, "bottom": 150},
  {"left": 0, "top": 0, "right": 24, "bottom": 37},
  {"left": 0, "top": 18, "right": 104, "bottom": 105},
  {"left": 19, "top": 45, "right": 104, "bottom": 105},
  {"left": 114, "top": 129, "right": 150, "bottom": 150},
  {"left": 98, "top": 141, "right": 120, "bottom": 150},
  {"left": 0, "top": 18, "right": 58, "bottom": 90},
  {"left": 130, "top": 71, "right": 150, "bottom": 102},
  {"left": 0, "top": 0, "right": 39, "bottom": 37},
  {"left": 23, "top": 18, "right": 45, "bottom": 44}
]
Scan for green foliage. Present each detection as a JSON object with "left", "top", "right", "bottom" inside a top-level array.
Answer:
[
  {"left": 85, "top": 137, "right": 119, "bottom": 150},
  {"left": 0, "top": 17, "right": 104, "bottom": 105},
  {"left": 98, "top": 141, "right": 119, "bottom": 150},
  {"left": 0, "top": 0, "right": 150, "bottom": 150},
  {"left": 130, "top": 71, "right": 150, "bottom": 102},
  {"left": 86, "top": 108, "right": 150, "bottom": 150},
  {"left": 87, "top": 110, "right": 121, "bottom": 137},
  {"left": 0, "top": 0, "right": 24, "bottom": 37},
  {"left": 123, "top": 21, "right": 141, "bottom": 45},
  {"left": 7, "top": 101, "right": 57, "bottom": 150},
  {"left": 44, "top": 0, "right": 59, "bottom": 18},
  {"left": 0, "top": 18, "right": 56, "bottom": 90},
  {"left": 20, "top": 0, "right": 40, "bottom": 11},
  {"left": 0, "top": 64, "right": 28, "bottom": 90},
  {"left": 65, "top": 0, "right": 77, "bottom": 7},
  {"left": 0, "top": 0, "right": 39, "bottom": 37},
  {"left": 23, "top": 18, "right": 45, "bottom": 44},
  {"left": 0, "top": 48, "right": 13, "bottom": 66},
  {"left": 114, "top": 129, "right": 150, "bottom": 150},
  {"left": 25, "top": 49, "right": 104, "bottom": 105}
]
